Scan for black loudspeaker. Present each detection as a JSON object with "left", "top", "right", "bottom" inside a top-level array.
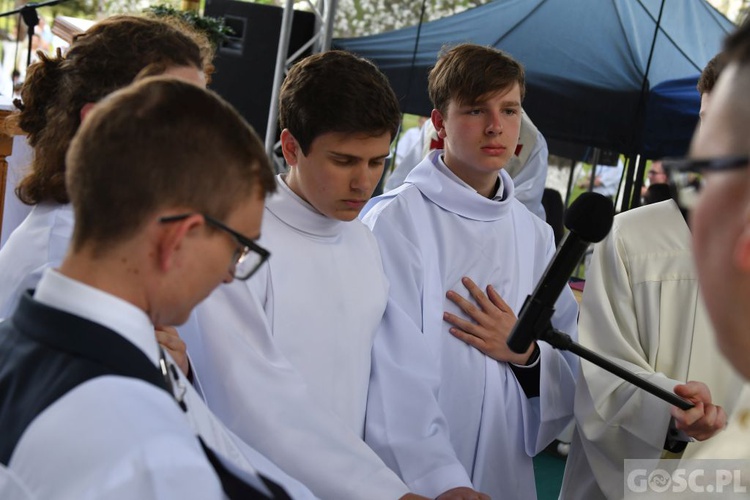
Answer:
[{"left": 204, "top": 0, "right": 316, "bottom": 139}]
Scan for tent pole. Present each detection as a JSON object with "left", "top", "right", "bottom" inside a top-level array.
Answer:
[
  {"left": 622, "top": 154, "right": 634, "bottom": 210},
  {"left": 264, "top": 0, "right": 338, "bottom": 171},
  {"left": 640, "top": 0, "right": 666, "bottom": 98},
  {"left": 587, "top": 148, "right": 600, "bottom": 193},
  {"left": 403, "top": 0, "right": 428, "bottom": 109},
  {"left": 264, "top": 0, "right": 296, "bottom": 167},
  {"left": 389, "top": 0, "right": 427, "bottom": 178},
  {"left": 629, "top": 155, "right": 646, "bottom": 209},
  {"left": 564, "top": 158, "right": 576, "bottom": 208},
  {"left": 623, "top": 0, "right": 666, "bottom": 211},
  {"left": 320, "top": 0, "right": 338, "bottom": 52}
]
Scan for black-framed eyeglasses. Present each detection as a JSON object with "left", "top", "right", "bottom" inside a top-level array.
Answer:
[
  {"left": 159, "top": 213, "right": 270, "bottom": 280},
  {"left": 662, "top": 155, "right": 749, "bottom": 211}
]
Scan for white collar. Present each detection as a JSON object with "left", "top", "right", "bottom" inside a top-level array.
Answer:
[
  {"left": 34, "top": 268, "right": 159, "bottom": 366},
  {"left": 433, "top": 154, "right": 506, "bottom": 201},
  {"left": 404, "top": 150, "right": 515, "bottom": 221},
  {"left": 265, "top": 174, "right": 346, "bottom": 239}
]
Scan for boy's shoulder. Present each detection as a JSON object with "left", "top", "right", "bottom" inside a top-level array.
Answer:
[
  {"left": 609, "top": 200, "right": 690, "bottom": 256},
  {"left": 362, "top": 182, "right": 423, "bottom": 221}
]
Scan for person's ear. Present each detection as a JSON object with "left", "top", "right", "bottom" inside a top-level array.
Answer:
[
  {"left": 431, "top": 109, "right": 447, "bottom": 139},
  {"left": 280, "top": 129, "right": 300, "bottom": 167},
  {"left": 156, "top": 214, "right": 205, "bottom": 273},
  {"left": 80, "top": 103, "right": 97, "bottom": 122}
]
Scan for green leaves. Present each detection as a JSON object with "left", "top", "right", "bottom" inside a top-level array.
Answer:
[{"left": 145, "top": 4, "right": 233, "bottom": 48}]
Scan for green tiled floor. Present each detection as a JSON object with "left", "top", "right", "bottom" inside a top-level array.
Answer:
[{"left": 534, "top": 449, "right": 566, "bottom": 500}]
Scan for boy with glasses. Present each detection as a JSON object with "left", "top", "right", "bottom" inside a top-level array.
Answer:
[
  {"left": 0, "top": 78, "right": 297, "bottom": 499},
  {"left": 663, "top": 19, "right": 750, "bottom": 480},
  {"left": 670, "top": 20, "right": 750, "bottom": 385},
  {"left": 560, "top": 50, "right": 744, "bottom": 500},
  {"left": 159, "top": 213, "right": 270, "bottom": 280}
]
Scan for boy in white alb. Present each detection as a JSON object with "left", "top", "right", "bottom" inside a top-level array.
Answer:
[
  {"left": 361, "top": 44, "right": 579, "bottom": 499},
  {"left": 182, "top": 51, "right": 482, "bottom": 499}
]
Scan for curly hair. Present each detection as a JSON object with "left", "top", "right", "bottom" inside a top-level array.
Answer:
[
  {"left": 67, "top": 78, "right": 275, "bottom": 253},
  {"left": 142, "top": 10, "right": 216, "bottom": 82},
  {"left": 12, "top": 15, "right": 204, "bottom": 206}
]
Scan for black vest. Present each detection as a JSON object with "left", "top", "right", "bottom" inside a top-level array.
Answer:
[{"left": 0, "top": 293, "right": 290, "bottom": 499}]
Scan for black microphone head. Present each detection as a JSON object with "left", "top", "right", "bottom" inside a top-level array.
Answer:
[{"left": 564, "top": 192, "right": 614, "bottom": 243}]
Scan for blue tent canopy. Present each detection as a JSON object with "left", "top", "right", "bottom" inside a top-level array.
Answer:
[
  {"left": 643, "top": 76, "right": 701, "bottom": 157},
  {"left": 334, "top": 0, "right": 733, "bottom": 158}
]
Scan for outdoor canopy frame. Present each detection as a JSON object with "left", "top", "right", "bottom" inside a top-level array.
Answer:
[{"left": 333, "top": 0, "right": 735, "bottom": 210}]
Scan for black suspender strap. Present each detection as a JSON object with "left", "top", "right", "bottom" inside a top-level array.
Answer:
[
  {"left": 3, "top": 294, "right": 290, "bottom": 499},
  {"left": 199, "top": 438, "right": 292, "bottom": 500},
  {"left": 159, "top": 349, "right": 291, "bottom": 500}
]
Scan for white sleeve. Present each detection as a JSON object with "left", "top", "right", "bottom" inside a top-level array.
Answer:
[
  {"left": 79, "top": 437, "right": 226, "bottom": 500},
  {"left": 510, "top": 130, "right": 548, "bottom": 221},
  {"left": 384, "top": 143, "right": 423, "bottom": 192},
  {"left": 363, "top": 205, "right": 473, "bottom": 498},
  {"left": 385, "top": 122, "right": 431, "bottom": 192},
  {"left": 570, "top": 222, "right": 675, "bottom": 498},
  {"left": 182, "top": 279, "right": 410, "bottom": 500},
  {"left": 10, "top": 379, "right": 226, "bottom": 500},
  {"left": 166, "top": 349, "right": 319, "bottom": 500},
  {"left": 0, "top": 207, "right": 72, "bottom": 319},
  {"left": 0, "top": 465, "right": 34, "bottom": 500},
  {"left": 594, "top": 160, "right": 624, "bottom": 197}
]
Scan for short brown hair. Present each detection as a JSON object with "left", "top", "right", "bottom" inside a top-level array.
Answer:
[
  {"left": 278, "top": 50, "right": 401, "bottom": 155},
  {"left": 65, "top": 77, "right": 275, "bottom": 254},
  {"left": 697, "top": 52, "right": 726, "bottom": 95},
  {"left": 428, "top": 44, "right": 525, "bottom": 116},
  {"left": 13, "top": 15, "right": 204, "bottom": 206}
]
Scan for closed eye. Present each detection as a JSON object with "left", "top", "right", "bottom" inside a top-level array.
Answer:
[{"left": 330, "top": 154, "right": 358, "bottom": 166}]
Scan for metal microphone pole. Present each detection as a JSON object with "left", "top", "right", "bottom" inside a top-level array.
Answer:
[
  {"left": 540, "top": 321, "right": 694, "bottom": 410},
  {"left": 0, "top": 0, "right": 70, "bottom": 69}
]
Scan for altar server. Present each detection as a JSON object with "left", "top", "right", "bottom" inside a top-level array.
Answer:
[
  {"left": 360, "top": 43, "right": 579, "bottom": 499},
  {"left": 182, "top": 51, "right": 471, "bottom": 499}
]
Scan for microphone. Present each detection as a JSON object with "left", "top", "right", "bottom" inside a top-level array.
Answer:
[
  {"left": 504, "top": 193, "right": 694, "bottom": 410},
  {"left": 507, "top": 192, "right": 614, "bottom": 354}
]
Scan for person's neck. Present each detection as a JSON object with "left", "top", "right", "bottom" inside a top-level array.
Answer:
[
  {"left": 58, "top": 247, "right": 150, "bottom": 321},
  {"left": 441, "top": 160, "right": 501, "bottom": 198}
]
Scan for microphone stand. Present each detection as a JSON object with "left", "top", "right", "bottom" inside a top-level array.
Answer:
[
  {"left": 0, "top": 0, "right": 70, "bottom": 69},
  {"left": 537, "top": 319, "right": 694, "bottom": 411}
]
